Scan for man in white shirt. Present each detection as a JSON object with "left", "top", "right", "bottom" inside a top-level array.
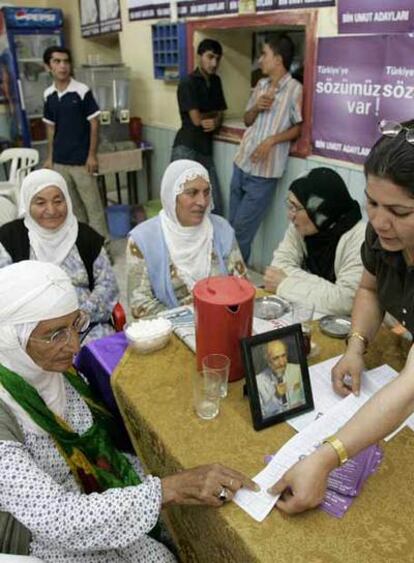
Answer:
[{"left": 256, "top": 339, "right": 304, "bottom": 418}]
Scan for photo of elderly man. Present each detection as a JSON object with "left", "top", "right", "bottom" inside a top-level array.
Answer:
[{"left": 256, "top": 339, "right": 305, "bottom": 418}]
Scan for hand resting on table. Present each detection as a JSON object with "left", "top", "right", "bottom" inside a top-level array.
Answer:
[{"left": 161, "top": 463, "right": 259, "bottom": 507}]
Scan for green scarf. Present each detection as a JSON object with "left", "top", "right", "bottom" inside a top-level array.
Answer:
[
  {"left": 0, "top": 363, "right": 141, "bottom": 492},
  {"left": 0, "top": 364, "right": 162, "bottom": 542}
]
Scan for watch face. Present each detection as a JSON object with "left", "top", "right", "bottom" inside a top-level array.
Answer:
[{"left": 319, "top": 315, "right": 352, "bottom": 339}]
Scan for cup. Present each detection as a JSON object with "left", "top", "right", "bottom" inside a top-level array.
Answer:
[
  {"left": 290, "top": 302, "right": 315, "bottom": 356},
  {"left": 202, "top": 354, "right": 231, "bottom": 398},
  {"left": 192, "top": 371, "right": 220, "bottom": 420}
]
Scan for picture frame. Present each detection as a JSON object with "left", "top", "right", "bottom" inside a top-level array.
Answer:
[{"left": 241, "top": 324, "right": 314, "bottom": 431}]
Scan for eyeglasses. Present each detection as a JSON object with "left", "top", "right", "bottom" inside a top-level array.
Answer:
[
  {"left": 378, "top": 120, "right": 414, "bottom": 144},
  {"left": 285, "top": 198, "right": 305, "bottom": 214},
  {"left": 29, "top": 311, "right": 90, "bottom": 347}
]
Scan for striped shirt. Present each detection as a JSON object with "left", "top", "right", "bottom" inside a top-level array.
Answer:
[{"left": 234, "top": 73, "right": 303, "bottom": 178}]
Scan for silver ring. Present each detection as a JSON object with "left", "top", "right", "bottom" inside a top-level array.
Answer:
[{"left": 218, "top": 487, "right": 229, "bottom": 501}]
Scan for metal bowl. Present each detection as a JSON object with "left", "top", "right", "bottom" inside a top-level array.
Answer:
[
  {"left": 254, "top": 296, "right": 290, "bottom": 320},
  {"left": 319, "top": 315, "right": 352, "bottom": 339}
]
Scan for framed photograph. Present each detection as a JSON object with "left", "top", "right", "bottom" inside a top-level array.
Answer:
[{"left": 241, "top": 324, "right": 314, "bottom": 431}]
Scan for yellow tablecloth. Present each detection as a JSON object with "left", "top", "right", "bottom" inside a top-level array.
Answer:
[{"left": 112, "top": 324, "right": 414, "bottom": 563}]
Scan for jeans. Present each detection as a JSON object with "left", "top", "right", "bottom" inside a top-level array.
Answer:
[
  {"left": 229, "top": 164, "right": 278, "bottom": 263},
  {"left": 171, "top": 145, "right": 223, "bottom": 216}
]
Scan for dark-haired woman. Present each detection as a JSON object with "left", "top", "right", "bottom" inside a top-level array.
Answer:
[
  {"left": 264, "top": 167, "right": 365, "bottom": 315},
  {"left": 331, "top": 120, "right": 414, "bottom": 397},
  {"left": 267, "top": 120, "right": 414, "bottom": 515}
]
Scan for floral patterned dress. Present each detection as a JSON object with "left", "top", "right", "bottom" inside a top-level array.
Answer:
[
  {"left": 0, "top": 379, "right": 176, "bottom": 562},
  {"left": 0, "top": 243, "right": 119, "bottom": 342}
]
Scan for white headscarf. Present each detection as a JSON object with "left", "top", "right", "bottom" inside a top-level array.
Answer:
[
  {"left": 19, "top": 169, "right": 79, "bottom": 265},
  {"left": 0, "top": 261, "right": 78, "bottom": 435},
  {"left": 159, "top": 160, "right": 213, "bottom": 290}
]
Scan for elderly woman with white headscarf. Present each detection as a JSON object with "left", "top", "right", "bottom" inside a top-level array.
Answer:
[
  {"left": 127, "top": 159, "right": 246, "bottom": 318},
  {"left": 0, "top": 169, "right": 119, "bottom": 341},
  {"left": 0, "top": 261, "right": 258, "bottom": 560}
]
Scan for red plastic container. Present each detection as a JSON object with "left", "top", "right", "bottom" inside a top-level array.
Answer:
[
  {"left": 193, "top": 276, "right": 256, "bottom": 382},
  {"left": 129, "top": 117, "right": 142, "bottom": 144}
]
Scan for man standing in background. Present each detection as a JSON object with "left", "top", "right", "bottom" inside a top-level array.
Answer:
[
  {"left": 229, "top": 34, "right": 303, "bottom": 263},
  {"left": 171, "top": 39, "right": 227, "bottom": 216},
  {"left": 42, "top": 46, "right": 108, "bottom": 238}
]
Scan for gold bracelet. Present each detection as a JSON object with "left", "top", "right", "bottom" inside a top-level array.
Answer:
[
  {"left": 323, "top": 436, "right": 349, "bottom": 466},
  {"left": 346, "top": 331, "right": 369, "bottom": 352}
]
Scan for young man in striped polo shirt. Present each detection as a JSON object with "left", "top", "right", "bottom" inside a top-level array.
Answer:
[{"left": 229, "top": 34, "right": 303, "bottom": 263}]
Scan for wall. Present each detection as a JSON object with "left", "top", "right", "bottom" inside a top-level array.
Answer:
[
  {"left": 4, "top": 2, "right": 365, "bottom": 271},
  {"left": 194, "top": 28, "right": 252, "bottom": 120},
  {"left": 116, "top": 2, "right": 366, "bottom": 271},
  {"left": 3, "top": 0, "right": 121, "bottom": 65}
]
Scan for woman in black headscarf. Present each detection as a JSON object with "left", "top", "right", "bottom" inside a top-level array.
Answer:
[{"left": 264, "top": 167, "right": 365, "bottom": 315}]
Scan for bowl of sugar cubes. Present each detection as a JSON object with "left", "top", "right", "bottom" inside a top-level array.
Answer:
[{"left": 124, "top": 318, "right": 173, "bottom": 354}]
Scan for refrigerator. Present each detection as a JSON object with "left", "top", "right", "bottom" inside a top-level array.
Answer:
[{"left": 0, "top": 6, "right": 63, "bottom": 160}]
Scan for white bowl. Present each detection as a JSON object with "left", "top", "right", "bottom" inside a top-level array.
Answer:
[{"left": 124, "top": 319, "right": 173, "bottom": 354}]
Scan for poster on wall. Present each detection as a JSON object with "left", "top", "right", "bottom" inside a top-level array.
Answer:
[
  {"left": 178, "top": 0, "right": 227, "bottom": 18},
  {"left": 128, "top": 0, "right": 227, "bottom": 20},
  {"left": 338, "top": 0, "right": 414, "bottom": 34},
  {"left": 128, "top": 0, "right": 334, "bottom": 20},
  {"left": 312, "top": 35, "right": 414, "bottom": 164},
  {"left": 80, "top": 0, "right": 121, "bottom": 36},
  {"left": 227, "top": 0, "right": 334, "bottom": 12},
  {"left": 128, "top": 0, "right": 169, "bottom": 20},
  {"left": 98, "top": 0, "right": 122, "bottom": 34}
]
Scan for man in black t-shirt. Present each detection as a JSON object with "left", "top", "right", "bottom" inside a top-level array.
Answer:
[{"left": 171, "top": 39, "right": 227, "bottom": 215}]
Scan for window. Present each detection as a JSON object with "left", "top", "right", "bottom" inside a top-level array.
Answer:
[{"left": 186, "top": 11, "right": 317, "bottom": 157}]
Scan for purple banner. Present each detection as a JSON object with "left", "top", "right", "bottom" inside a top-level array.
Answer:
[
  {"left": 338, "top": 0, "right": 414, "bottom": 34},
  {"left": 312, "top": 35, "right": 414, "bottom": 164},
  {"left": 380, "top": 35, "right": 414, "bottom": 123}
]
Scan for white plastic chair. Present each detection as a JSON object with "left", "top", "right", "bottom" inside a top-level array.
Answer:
[
  {"left": 0, "top": 193, "right": 17, "bottom": 226},
  {"left": 0, "top": 148, "right": 39, "bottom": 207}
]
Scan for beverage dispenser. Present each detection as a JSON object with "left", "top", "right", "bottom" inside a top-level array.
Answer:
[
  {"left": 76, "top": 64, "right": 131, "bottom": 143},
  {"left": 193, "top": 276, "right": 256, "bottom": 382}
]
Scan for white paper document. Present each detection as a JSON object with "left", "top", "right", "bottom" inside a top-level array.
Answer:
[
  {"left": 159, "top": 307, "right": 291, "bottom": 354},
  {"left": 288, "top": 359, "right": 401, "bottom": 436},
  {"left": 234, "top": 359, "right": 413, "bottom": 522},
  {"left": 233, "top": 391, "right": 371, "bottom": 522}
]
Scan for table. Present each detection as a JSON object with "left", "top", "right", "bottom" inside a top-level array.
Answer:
[
  {"left": 75, "top": 332, "right": 132, "bottom": 451},
  {"left": 112, "top": 325, "right": 413, "bottom": 563},
  {"left": 96, "top": 149, "right": 143, "bottom": 206}
]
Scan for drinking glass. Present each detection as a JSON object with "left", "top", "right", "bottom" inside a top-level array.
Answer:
[
  {"left": 202, "top": 354, "right": 231, "bottom": 398},
  {"left": 192, "top": 371, "right": 220, "bottom": 420},
  {"left": 290, "top": 302, "right": 315, "bottom": 356}
]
